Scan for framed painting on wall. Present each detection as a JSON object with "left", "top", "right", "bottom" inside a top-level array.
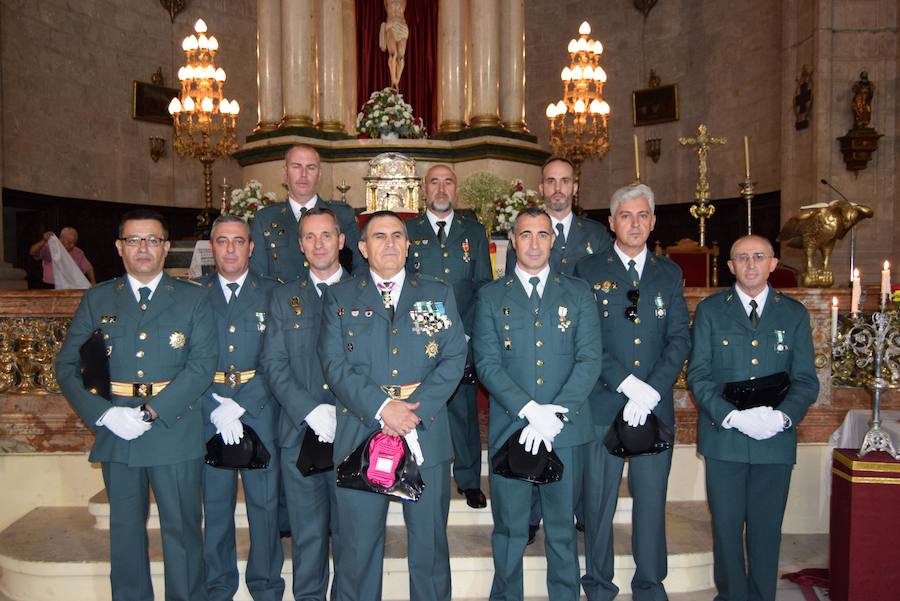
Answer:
[
  {"left": 132, "top": 81, "right": 179, "bottom": 125},
  {"left": 632, "top": 83, "right": 679, "bottom": 127}
]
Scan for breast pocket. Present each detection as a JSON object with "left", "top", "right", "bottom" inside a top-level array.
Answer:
[
  {"left": 501, "top": 316, "right": 530, "bottom": 359},
  {"left": 342, "top": 319, "right": 373, "bottom": 364},
  {"left": 712, "top": 330, "right": 745, "bottom": 377},
  {"left": 766, "top": 330, "right": 794, "bottom": 372},
  {"left": 101, "top": 322, "right": 128, "bottom": 360},
  {"left": 284, "top": 316, "right": 317, "bottom": 353}
]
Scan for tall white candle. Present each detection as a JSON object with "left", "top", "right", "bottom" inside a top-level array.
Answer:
[
  {"left": 633, "top": 134, "right": 640, "bottom": 182},
  {"left": 881, "top": 260, "right": 891, "bottom": 308},
  {"left": 851, "top": 269, "right": 861, "bottom": 314},
  {"left": 831, "top": 296, "right": 839, "bottom": 341},
  {"left": 744, "top": 135, "right": 750, "bottom": 179}
]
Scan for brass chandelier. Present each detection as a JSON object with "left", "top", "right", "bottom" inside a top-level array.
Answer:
[
  {"left": 168, "top": 18, "right": 239, "bottom": 236},
  {"left": 546, "top": 21, "right": 610, "bottom": 204}
]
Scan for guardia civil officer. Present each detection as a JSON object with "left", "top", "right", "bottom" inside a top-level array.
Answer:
[
  {"left": 406, "top": 164, "right": 492, "bottom": 508},
  {"left": 687, "top": 235, "right": 818, "bottom": 601},
  {"left": 574, "top": 184, "right": 691, "bottom": 601},
  {"left": 56, "top": 209, "right": 217, "bottom": 601}
]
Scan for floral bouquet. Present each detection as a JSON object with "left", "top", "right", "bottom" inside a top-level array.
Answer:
[
  {"left": 356, "top": 87, "right": 425, "bottom": 139},
  {"left": 493, "top": 179, "right": 543, "bottom": 235},
  {"left": 226, "top": 180, "right": 278, "bottom": 223}
]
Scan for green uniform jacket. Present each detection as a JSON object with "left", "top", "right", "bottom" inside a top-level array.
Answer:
[
  {"left": 261, "top": 273, "right": 349, "bottom": 449},
  {"left": 55, "top": 275, "right": 218, "bottom": 466},
  {"left": 249, "top": 198, "right": 364, "bottom": 282},
  {"left": 200, "top": 273, "right": 278, "bottom": 443},
  {"left": 505, "top": 214, "right": 612, "bottom": 276},
  {"left": 473, "top": 272, "right": 602, "bottom": 449},
  {"left": 406, "top": 213, "right": 492, "bottom": 336},
  {"left": 318, "top": 272, "right": 467, "bottom": 467},
  {"left": 687, "top": 286, "right": 819, "bottom": 465},
  {"left": 574, "top": 251, "right": 691, "bottom": 428}
]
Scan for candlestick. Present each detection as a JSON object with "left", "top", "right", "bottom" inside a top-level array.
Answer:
[
  {"left": 831, "top": 296, "right": 839, "bottom": 342},
  {"left": 743, "top": 136, "right": 750, "bottom": 179},
  {"left": 881, "top": 260, "right": 891, "bottom": 310},
  {"left": 633, "top": 134, "right": 640, "bottom": 182},
  {"left": 851, "top": 268, "right": 861, "bottom": 314}
]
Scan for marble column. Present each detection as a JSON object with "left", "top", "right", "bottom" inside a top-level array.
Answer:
[
  {"left": 281, "top": 0, "right": 317, "bottom": 127},
  {"left": 437, "top": 0, "right": 466, "bottom": 133},
  {"left": 318, "top": 0, "right": 345, "bottom": 132},
  {"left": 499, "top": 0, "right": 527, "bottom": 132},
  {"left": 342, "top": 0, "right": 358, "bottom": 134},
  {"left": 255, "top": 0, "right": 282, "bottom": 132},
  {"left": 468, "top": 0, "right": 500, "bottom": 128}
]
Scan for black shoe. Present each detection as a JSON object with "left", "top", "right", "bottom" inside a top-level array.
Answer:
[
  {"left": 457, "top": 487, "right": 487, "bottom": 509},
  {"left": 280, "top": 530, "right": 291, "bottom": 539},
  {"left": 527, "top": 524, "right": 539, "bottom": 545}
]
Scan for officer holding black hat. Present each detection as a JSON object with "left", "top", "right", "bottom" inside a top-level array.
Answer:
[
  {"left": 474, "top": 207, "right": 601, "bottom": 600},
  {"left": 574, "top": 183, "right": 690, "bottom": 601}
]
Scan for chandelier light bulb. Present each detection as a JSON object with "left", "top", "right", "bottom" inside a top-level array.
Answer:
[
  {"left": 198, "top": 34, "right": 209, "bottom": 50},
  {"left": 599, "top": 100, "right": 610, "bottom": 115},
  {"left": 194, "top": 18, "right": 207, "bottom": 33},
  {"left": 567, "top": 39, "right": 578, "bottom": 53},
  {"left": 577, "top": 38, "right": 588, "bottom": 52},
  {"left": 579, "top": 21, "right": 591, "bottom": 35},
  {"left": 583, "top": 65, "right": 594, "bottom": 79},
  {"left": 595, "top": 66, "right": 607, "bottom": 82},
  {"left": 168, "top": 97, "right": 183, "bottom": 114},
  {"left": 571, "top": 65, "right": 583, "bottom": 80},
  {"left": 561, "top": 67, "right": 571, "bottom": 81},
  {"left": 182, "top": 37, "right": 192, "bottom": 51},
  {"left": 203, "top": 65, "right": 215, "bottom": 79},
  {"left": 208, "top": 36, "right": 218, "bottom": 51},
  {"left": 546, "top": 103, "right": 557, "bottom": 118},
  {"left": 177, "top": 67, "right": 187, "bottom": 80},
  {"left": 556, "top": 100, "right": 566, "bottom": 114},
  {"left": 186, "top": 35, "right": 199, "bottom": 51},
  {"left": 183, "top": 96, "right": 195, "bottom": 112},
  {"left": 201, "top": 97, "right": 214, "bottom": 112},
  {"left": 230, "top": 100, "right": 240, "bottom": 115},
  {"left": 214, "top": 68, "right": 226, "bottom": 81},
  {"left": 574, "top": 99, "right": 586, "bottom": 113},
  {"left": 219, "top": 99, "right": 231, "bottom": 114},
  {"left": 594, "top": 40, "right": 603, "bottom": 54},
  {"left": 589, "top": 99, "right": 601, "bottom": 113}
]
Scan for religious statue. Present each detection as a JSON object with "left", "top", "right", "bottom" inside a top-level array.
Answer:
[
  {"left": 380, "top": 0, "right": 408, "bottom": 89},
  {"left": 793, "top": 65, "right": 813, "bottom": 130},
  {"left": 852, "top": 71, "right": 874, "bottom": 129},
  {"left": 776, "top": 199, "right": 874, "bottom": 287}
]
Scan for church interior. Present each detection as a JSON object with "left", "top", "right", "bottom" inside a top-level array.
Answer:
[{"left": 0, "top": 0, "right": 898, "bottom": 599}]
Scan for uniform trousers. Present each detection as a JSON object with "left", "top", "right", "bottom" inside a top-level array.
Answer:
[
  {"left": 335, "top": 461, "right": 451, "bottom": 601},
  {"left": 447, "top": 381, "right": 481, "bottom": 490},
  {"left": 582, "top": 434, "right": 672, "bottom": 601},
  {"left": 102, "top": 459, "right": 205, "bottom": 601},
  {"left": 203, "top": 451, "right": 284, "bottom": 601},
  {"left": 705, "top": 458, "right": 793, "bottom": 601},
  {"left": 489, "top": 444, "right": 584, "bottom": 601}
]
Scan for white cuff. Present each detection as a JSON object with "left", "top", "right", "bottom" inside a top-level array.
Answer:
[{"left": 722, "top": 409, "right": 739, "bottom": 429}]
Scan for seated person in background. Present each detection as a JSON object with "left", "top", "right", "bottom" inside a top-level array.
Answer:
[{"left": 29, "top": 227, "right": 95, "bottom": 287}]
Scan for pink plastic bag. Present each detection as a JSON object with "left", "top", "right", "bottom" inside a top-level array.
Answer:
[{"left": 366, "top": 433, "right": 406, "bottom": 488}]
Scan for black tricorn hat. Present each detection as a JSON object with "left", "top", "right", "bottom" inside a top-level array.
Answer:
[
  {"left": 296, "top": 426, "right": 334, "bottom": 476},
  {"left": 491, "top": 427, "right": 564, "bottom": 485},
  {"left": 604, "top": 408, "right": 674, "bottom": 458},
  {"left": 205, "top": 424, "right": 271, "bottom": 470}
]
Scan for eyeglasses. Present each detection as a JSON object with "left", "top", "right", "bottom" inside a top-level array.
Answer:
[
  {"left": 625, "top": 289, "right": 639, "bottom": 322},
  {"left": 731, "top": 252, "right": 771, "bottom": 265},
  {"left": 119, "top": 235, "right": 166, "bottom": 248}
]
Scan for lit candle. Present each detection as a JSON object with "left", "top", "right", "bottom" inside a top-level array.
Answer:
[
  {"left": 744, "top": 135, "right": 750, "bottom": 179},
  {"left": 881, "top": 260, "right": 891, "bottom": 308},
  {"left": 633, "top": 134, "right": 640, "bottom": 182},
  {"left": 851, "top": 268, "right": 861, "bottom": 314},
  {"left": 831, "top": 296, "right": 839, "bottom": 342}
]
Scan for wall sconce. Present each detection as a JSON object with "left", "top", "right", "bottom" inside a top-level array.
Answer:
[
  {"left": 646, "top": 137, "right": 661, "bottom": 163},
  {"left": 149, "top": 136, "right": 166, "bottom": 162}
]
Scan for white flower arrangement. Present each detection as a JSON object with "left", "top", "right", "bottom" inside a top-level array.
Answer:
[
  {"left": 355, "top": 87, "right": 425, "bottom": 139},
  {"left": 494, "top": 180, "right": 544, "bottom": 234},
  {"left": 226, "top": 180, "right": 278, "bottom": 223}
]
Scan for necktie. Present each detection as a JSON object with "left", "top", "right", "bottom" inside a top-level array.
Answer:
[
  {"left": 227, "top": 282, "right": 239, "bottom": 304},
  {"left": 316, "top": 282, "right": 328, "bottom": 297},
  {"left": 556, "top": 223, "right": 566, "bottom": 247},
  {"left": 528, "top": 276, "right": 541, "bottom": 314},
  {"left": 627, "top": 259, "right": 640, "bottom": 287},
  {"left": 436, "top": 221, "right": 447, "bottom": 246},
  {"left": 298, "top": 207, "right": 308, "bottom": 221},
  {"left": 749, "top": 299, "right": 760, "bottom": 328},
  {"left": 378, "top": 281, "right": 395, "bottom": 320},
  {"left": 138, "top": 286, "right": 151, "bottom": 311}
]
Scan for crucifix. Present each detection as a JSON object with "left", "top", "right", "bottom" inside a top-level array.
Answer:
[{"left": 678, "top": 124, "right": 727, "bottom": 246}]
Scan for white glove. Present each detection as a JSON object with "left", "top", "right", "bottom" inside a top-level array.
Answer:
[
  {"left": 218, "top": 418, "right": 244, "bottom": 445},
  {"left": 404, "top": 428, "right": 425, "bottom": 465},
  {"left": 520, "top": 401, "right": 568, "bottom": 441},
  {"left": 518, "top": 425, "right": 552, "bottom": 455},
  {"left": 210, "top": 395, "right": 246, "bottom": 445},
  {"left": 724, "top": 406, "right": 782, "bottom": 440},
  {"left": 622, "top": 399, "right": 651, "bottom": 427},
  {"left": 618, "top": 375, "right": 661, "bottom": 411},
  {"left": 99, "top": 406, "right": 152, "bottom": 441},
  {"left": 305, "top": 404, "right": 337, "bottom": 443}
]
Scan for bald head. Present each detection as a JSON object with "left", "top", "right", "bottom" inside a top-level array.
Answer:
[
  {"left": 729, "top": 235, "right": 774, "bottom": 259},
  {"left": 424, "top": 164, "right": 458, "bottom": 217}
]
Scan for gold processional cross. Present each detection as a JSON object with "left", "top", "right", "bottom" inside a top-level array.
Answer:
[{"left": 678, "top": 124, "right": 726, "bottom": 246}]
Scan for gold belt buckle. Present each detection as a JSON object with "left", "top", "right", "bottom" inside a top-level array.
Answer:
[
  {"left": 225, "top": 368, "right": 241, "bottom": 388},
  {"left": 133, "top": 382, "right": 152, "bottom": 398},
  {"left": 381, "top": 385, "right": 401, "bottom": 399}
]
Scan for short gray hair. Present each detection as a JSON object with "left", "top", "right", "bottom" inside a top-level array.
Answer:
[
  {"left": 610, "top": 184, "right": 655, "bottom": 215},
  {"left": 210, "top": 215, "right": 250, "bottom": 240},
  {"left": 360, "top": 210, "right": 408, "bottom": 241}
]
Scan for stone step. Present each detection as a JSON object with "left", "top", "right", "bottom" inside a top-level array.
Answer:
[
  {"left": 0, "top": 501, "right": 726, "bottom": 601},
  {"left": 87, "top": 471, "right": 632, "bottom": 530}
]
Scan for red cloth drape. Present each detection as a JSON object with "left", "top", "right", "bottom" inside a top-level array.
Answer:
[{"left": 355, "top": 0, "right": 438, "bottom": 135}]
